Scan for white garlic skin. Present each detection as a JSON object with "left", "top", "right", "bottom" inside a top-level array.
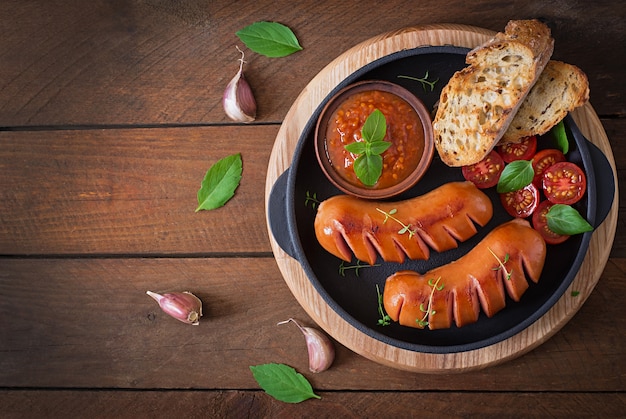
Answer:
[
  {"left": 279, "top": 318, "right": 335, "bottom": 373},
  {"left": 223, "top": 48, "right": 257, "bottom": 123},
  {"left": 146, "top": 291, "right": 203, "bottom": 325}
]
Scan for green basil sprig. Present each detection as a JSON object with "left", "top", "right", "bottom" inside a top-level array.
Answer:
[
  {"left": 546, "top": 204, "right": 594, "bottom": 235},
  {"left": 250, "top": 363, "right": 320, "bottom": 403},
  {"left": 344, "top": 109, "right": 391, "bottom": 186},
  {"left": 236, "top": 22, "right": 302, "bottom": 58},
  {"left": 551, "top": 120, "right": 569, "bottom": 154},
  {"left": 496, "top": 160, "right": 534, "bottom": 193},
  {"left": 196, "top": 153, "right": 243, "bottom": 212}
]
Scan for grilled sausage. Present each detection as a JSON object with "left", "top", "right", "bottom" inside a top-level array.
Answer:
[
  {"left": 314, "top": 181, "right": 493, "bottom": 265},
  {"left": 383, "top": 218, "right": 546, "bottom": 330}
]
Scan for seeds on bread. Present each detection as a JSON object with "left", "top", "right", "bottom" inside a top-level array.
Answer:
[
  {"left": 500, "top": 60, "right": 589, "bottom": 143},
  {"left": 433, "top": 19, "right": 554, "bottom": 167}
]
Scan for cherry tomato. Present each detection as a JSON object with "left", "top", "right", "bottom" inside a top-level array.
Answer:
[
  {"left": 462, "top": 150, "right": 505, "bottom": 189},
  {"left": 531, "top": 149, "right": 566, "bottom": 188},
  {"left": 542, "top": 161, "right": 587, "bottom": 205},
  {"left": 497, "top": 136, "right": 537, "bottom": 163},
  {"left": 500, "top": 183, "right": 539, "bottom": 218},
  {"left": 532, "top": 200, "right": 570, "bottom": 245}
]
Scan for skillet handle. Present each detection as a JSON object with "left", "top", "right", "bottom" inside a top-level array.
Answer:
[
  {"left": 586, "top": 139, "right": 615, "bottom": 228},
  {"left": 268, "top": 169, "right": 298, "bottom": 259}
]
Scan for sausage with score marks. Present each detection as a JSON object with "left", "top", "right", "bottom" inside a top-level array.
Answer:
[
  {"left": 383, "top": 218, "right": 546, "bottom": 330},
  {"left": 314, "top": 181, "right": 493, "bottom": 265}
]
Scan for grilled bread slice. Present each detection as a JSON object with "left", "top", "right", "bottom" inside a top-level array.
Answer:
[
  {"left": 433, "top": 19, "right": 554, "bottom": 167},
  {"left": 500, "top": 60, "right": 589, "bottom": 143}
]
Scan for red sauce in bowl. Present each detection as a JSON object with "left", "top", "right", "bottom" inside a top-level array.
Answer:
[{"left": 324, "top": 89, "right": 425, "bottom": 189}]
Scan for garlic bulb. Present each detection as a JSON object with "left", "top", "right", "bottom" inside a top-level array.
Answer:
[
  {"left": 223, "top": 47, "right": 257, "bottom": 123},
  {"left": 278, "top": 318, "right": 335, "bottom": 373},
  {"left": 146, "top": 291, "right": 203, "bottom": 325}
]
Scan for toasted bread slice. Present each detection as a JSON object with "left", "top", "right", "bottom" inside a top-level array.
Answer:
[
  {"left": 500, "top": 60, "right": 589, "bottom": 143},
  {"left": 433, "top": 19, "right": 554, "bottom": 167}
]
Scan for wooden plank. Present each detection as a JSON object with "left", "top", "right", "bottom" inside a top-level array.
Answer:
[
  {"left": 0, "top": 120, "right": 621, "bottom": 256},
  {"left": 0, "top": 258, "right": 623, "bottom": 390},
  {"left": 0, "top": 119, "right": 621, "bottom": 257},
  {"left": 1, "top": 390, "right": 625, "bottom": 418},
  {"left": 0, "top": 0, "right": 623, "bottom": 128},
  {"left": 0, "top": 125, "right": 278, "bottom": 255}
]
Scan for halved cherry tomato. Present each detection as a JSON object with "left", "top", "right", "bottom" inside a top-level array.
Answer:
[
  {"left": 497, "top": 136, "right": 537, "bottom": 163},
  {"left": 532, "top": 200, "right": 570, "bottom": 244},
  {"left": 461, "top": 150, "right": 505, "bottom": 189},
  {"left": 500, "top": 183, "right": 539, "bottom": 218},
  {"left": 542, "top": 161, "right": 586, "bottom": 205},
  {"left": 531, "top": 149, "right": 566, "bottom": 188}
]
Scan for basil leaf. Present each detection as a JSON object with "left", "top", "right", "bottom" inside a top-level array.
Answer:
[
  {"left": 361, "top": 109, "right": 386, "bottom": 143},
  {"left": 250, "top": 363, "right": 320, "bottom": 403},
  {"left": 367, "top": 140, "right": 392, "bottom": 156},
  {"left": 546, "top": 204, "right": 594, "bottom": 235},
  {"left": 551, "top": 120, "right": 569, "bottom": 154},
  {"left": 344, "top": 141, "right": 367, "bottom": 155},
  {"left": 236, "top": 22, "right": 302, "bottom": 57},
  {"left": 496, "top": 160, "right": 534, "bottom": 193},
  {"left": 353, "top": 153, "right": 383, "bottom": 186},
  {"left": 196, "top": 153, "right": 242, "bottom": 212},
  {"left": 347, "top": 109, "right": 388, "bottom": 186}
]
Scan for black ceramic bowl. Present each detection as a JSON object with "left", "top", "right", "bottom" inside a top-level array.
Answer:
[{"left": 268, "top": 45, "right": 614, "bottom": 354}]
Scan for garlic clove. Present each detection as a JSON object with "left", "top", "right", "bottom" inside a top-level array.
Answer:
[
  {"left": 146, "top": 290, "right": 203, "bottom": 325},
  {"left": 278, "top": 318, "right": 335, "bottom": 373},
  {"left": 223, "top": 47, "right": 257, "bottom": 123}
]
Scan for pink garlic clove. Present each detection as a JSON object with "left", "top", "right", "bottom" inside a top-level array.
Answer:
[
  {"left": 223, "top": 47, "right": 257, "bottom": 123},
  {"left": 146, "top": 290, "right": 203, "bottom": 325},
  {"left": 278, "top": 318, "right": 335, "bottom": 373}
]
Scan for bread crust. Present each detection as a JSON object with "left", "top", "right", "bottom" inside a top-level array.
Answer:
[
  {"left": 501, "top": 60, "right": 589, "bottom": 143},
  {"left": 433, "top": 20, "right": 554, "bottom": 167}
]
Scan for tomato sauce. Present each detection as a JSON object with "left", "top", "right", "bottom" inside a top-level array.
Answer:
[{"left": 324, "top": 90, "right": 425, "bottom": 189}]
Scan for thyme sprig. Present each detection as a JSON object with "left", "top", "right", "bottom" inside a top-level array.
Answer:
[
  {"left": 376, "top": 208, "right": 417, "bottom": 239},
  {"left": 488, "top": 247, "right": 512, "bottom": 281},
  {"left": 305, "top": 191, "right": 321, "bottom": 209},
  {"left": 416, "top": 276, "right": 444, "bottom": 328},
  {"left": 398, "top": 71, "right": 439, "bottom": 92},
  {"left": 376, "top": 284, "right": 392, "bottom": 326},
  {"left": 338, "top": 260, "right": 379, "bottom": 277}
]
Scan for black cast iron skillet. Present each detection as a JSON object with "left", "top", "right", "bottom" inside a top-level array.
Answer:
[{"left": 268, "top": 46, "right": 615, "bottom": 354}]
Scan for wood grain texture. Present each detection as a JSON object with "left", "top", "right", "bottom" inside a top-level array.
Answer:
[
  {"left": 0, "top": 119, "right": 621, "bottom": 257},
  {"left": 0, "top": 258, "right": 623, "bottom": 390},
  {"left": 0, "top": 0, "right": 623, "bottom": 128},
  {"left": 0, "top": 118, "right": 621, "bottom": 257},
  {"left": 0, "top": 125, "right": 277, "bottom": 255},
  {"left": 2, "top": 390, "right": 625, "bottom": 418},
  {"left": 264, "top": 26, "right": 618, "bottom": 372}
]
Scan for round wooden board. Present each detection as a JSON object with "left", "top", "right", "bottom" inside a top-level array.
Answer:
[{"left": 264, "top": 24, "right": 618, "bottom": 373}]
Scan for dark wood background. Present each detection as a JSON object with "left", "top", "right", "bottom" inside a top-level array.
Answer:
[{"left": 1, "top": 0, "right": 624, "bottom": 417}]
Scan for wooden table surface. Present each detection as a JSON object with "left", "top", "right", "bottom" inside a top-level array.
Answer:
[{"left": 1, "top": 1, "right": 624, "bottom": 417}]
